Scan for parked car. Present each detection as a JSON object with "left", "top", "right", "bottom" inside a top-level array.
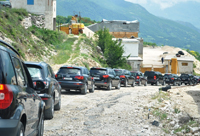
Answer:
[
  {"left": 56, "top": 66, "right": 95, "bottom": 94},
  {"left": 194, "top": 76, "right": 200, "bottom": 84},
  {"left": 131, "top": 71, "right": 147, "bottom": 86},
  {"left": 25, "top": 61, "right": 61, "bottom": 119},
  {"left": 164, "top": 73, "right": 181, "bottom": 86},
  {"left": 90, "top": 67, "right": 121, "bottom": 90},
  {"left": 144, "top": 71, "right": 165, "bottom": 86},
  {"left": 0, "top": 40, "right": 45, "bottom": 136},
  {"left": 0, "top": 1, "right": 12, "bottom": 8},
  {"left": 114, "top": 69, "right": 135, "bottom": 87},
  {"left": 180, "top": 74, "right": 196, "bottom": 85}
]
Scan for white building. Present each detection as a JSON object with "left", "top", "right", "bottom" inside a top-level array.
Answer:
[
  {"left": 10, "top": 0, "right": 56, "bottom": 30},
  {"left": 164, "top": 55, "right": 194, "bottom": 74},
  {"left": 112, "top": 38, "right": 143, "bottom": 71}
]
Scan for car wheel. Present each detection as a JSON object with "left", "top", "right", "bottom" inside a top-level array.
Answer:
[
  {"left": 178, "top": 83, "right": 181, "bottom": 86},
  {"left": 89, "top": 83, "right": 95, "bottom": 93},
  {"left": 115, "top": 82, "right": 121, "bottom": 89},
  {"left": 162, "top": 81, "right": 165, "bottom": 86},
  {"left": 131, "top": 81, "right": 135, "bottom": 87},
  {"left": 185, "top": 83, "right": 187, "bottom": 85},
  {"left": 156, "top": 81, "right": 159, "bottom": 86},
  {"left": 54, "top": 94, "right": 61, "bottom": 110},
  {"left": 17, "top": 122, "right": 24, "bottom": 136},
  {"left": 45, "top": 98, "right": 54, "bottom": 119},
  {"left": 151, "top": 83, "right": 154, "bottom": 86},
  {"left": 37, "top": 112, "right": 44, "bottom": 136},
  {"left": 144, "top": 81, "right": 147, "bottom": 86},
  {"left": 124, "top": 79, "right": 128, "bottom": 87},
  {"left": 107, "top": 82, "right": 112, "bottom": 90},
  {"left": 81, "top": 83, "right": 87, "bottom": 95}
]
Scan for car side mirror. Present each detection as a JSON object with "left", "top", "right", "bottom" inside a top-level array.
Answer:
[{"left": 34, "top": 81, "right": 45, "bottom": 90}]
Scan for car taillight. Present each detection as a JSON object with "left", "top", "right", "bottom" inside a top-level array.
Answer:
[
  {"left": 43, "top": 81, "right": 49, "bottom": 88},
  {"left": 120, "top": 75, "right": 125, "bottom": 78},
  {"left": 41, "top": 98, "right": 48, "bottom": 101},
  {"left": 55, "top": 74, "right": 58, "bottom": 78},
  {"left": 33, "top": 82, "right": 36, "bottom": 86},
  {"left": 171, "top": 78, "right": 174, "bottom": 80},
  {"left": 0, "top": 84, "right": 13, "bottom": 109},
  {"left": 154, "top": 76, "right": 156, "bottom": 80},
  {"left": 103, "top": 75, "right": 109, "bottom": 78},
  {"left": 136, "top": 76, "right": 140, "bottom": 79},
  {"left": 75, "top": 76, "right": 84, "bottom": 80}
]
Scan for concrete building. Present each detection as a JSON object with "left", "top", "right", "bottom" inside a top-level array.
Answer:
[
  {"left": 88, "top": 19, "right": 140, "bottom": 38},
  {"left": 164, "top": 55, "right": 194, "bottom": 74},
  {"left": 10, "top": 0, "right": 56, "bottom": 30},
  {"left": 112, "top": 38, "right": 143, "bottom": 71}
]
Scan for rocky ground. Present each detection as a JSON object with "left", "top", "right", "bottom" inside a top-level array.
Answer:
[{"left": 43, "top": 83, "right": 200, "bottom": 136}]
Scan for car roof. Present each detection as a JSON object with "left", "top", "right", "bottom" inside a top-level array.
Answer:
[
  {"left": 61, "top": 65, "right": 86, "bottom": 69},
  {"left": 24, "top": 61, "right": 48, "bottom": 68}
]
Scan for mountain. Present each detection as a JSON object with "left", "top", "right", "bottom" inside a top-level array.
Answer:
[
  {"left": 140, "top": 1, "right": 200, "bottom": 29},
  {"left": 57, "top": 0, "right": 200, "bottom": 52}
]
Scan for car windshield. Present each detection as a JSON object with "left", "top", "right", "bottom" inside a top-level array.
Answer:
[
  {"left": 114, "top": 70, "right": 123, "bottom": 76},
  {"left": 59, "top": 68, "right": 81, "bottom": 75},
  {"left": 144, "top": 71, "right": 155, "bottom": 77},
  {"left": 27, "top": 67, "right": 43, "bottom": 79},
  {"left": 90, "top": 69, "right": 107, "bottom": 75}
]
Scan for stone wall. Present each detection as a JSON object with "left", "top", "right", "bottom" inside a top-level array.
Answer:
[{"left": 22, "top": 14, "right": 45, "bottom": 29}]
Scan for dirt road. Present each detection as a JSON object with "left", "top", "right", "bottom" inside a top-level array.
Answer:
[{"left": 44, "top": 85, "right": 166, "bottom": 136}]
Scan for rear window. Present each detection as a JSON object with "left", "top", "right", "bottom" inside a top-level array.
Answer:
[
  {"left": 164, "top": 74, "right": 171, "bottom": 77},
  {"left": 90, "top": 68, "right": 107, "bottom": 75},
  {"left": 114, "top": 70, "right": 123, "bottom": 76},
  {"left": 180, "top": 74, "right": 189, "bottom": 78},
  {"left": 27, "top": 66, "right": 43, "bottom": 80},
  {"left": 144, "top": 71, "right": 155, "bottom": 77},
  {"left": 131, "top": 72, "right": 139, "bottom": 76},
  {"left": 59, "top": 67, "right": 81, "bottom": 75}
]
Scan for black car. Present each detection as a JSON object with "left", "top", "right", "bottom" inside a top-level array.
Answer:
[
  {"left": 144, "top": 71, "right": 165, "bottom": 86},
  {"left": 180, "top": 74, "right": 196, "bottom": 85},
  {"left": 131, "top": 71, "right": 147, "bottom": 86},
  {"left": 25, "top": 61, "right": 62, "bottom": 119},
  {"left": 194, "top": 76, "right": 200, "bottom": 84},
  {"left": 90, "top": 67, "right": 121, "bottom": 90},
  {"left": 114, "top": 69, "right": 135, "bottom": 87},
  {"left": 0, "top": 1, "right": 12, "bottom": 8},
  {"left": 164, "top": 74, "right": 181, "bottom": 86},
  {"left": 0, "top": 40, "right": 45, "bottom": 136},
  {"left": 56, "top": 66, "right": 95, "bottom": 94}
]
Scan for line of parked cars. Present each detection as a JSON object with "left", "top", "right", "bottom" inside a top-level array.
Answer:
[{"left": 1, "top": 40, "right": 199, "bottom": 135}]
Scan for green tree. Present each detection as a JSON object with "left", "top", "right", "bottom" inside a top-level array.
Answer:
[{"left": 96, "top": 28, "right": 131, "bottom": 69}]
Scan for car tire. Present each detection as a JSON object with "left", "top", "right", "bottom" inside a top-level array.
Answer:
[
  {"left": 81, "top": 83, "right": 87, "bottom": 95},
  {"left": 151, "top": 83, "right": 154, "bottom": 86},
  {"left": 144, "top": 81, "right": 147, "bottom": 86},
  {"left": 37, "top": 112, "right": 44, "bottom": 136},
  {"left": 45, "top": 98, "right": 54, "bottom": 119},
  {"left": 89, "top": 83, "right": 95, "bottom": 93},
  {"left": 156, "top": 81, "right": 159, "bottom": 86},
  {"left": 54, "top": 94, "right": 61, "bottom": 110},
  {"left": 17, "top": 122, "right": 24, "bottom": 136},
  {"left": 124, "top": 79, "right": 128, "bottom": 87},
  {"left": 131, "top": 81, "right": 135, "bottom": 87},
  {"left": 138, "top": 81, "right": 141, "bottom": 86},
  {"left": 107, "top": 82, "right": 112, "bottom": 90},
  {"left": 115, "top": 82, "right": 121, "bottom": 89},
  {"left": 162, "top": 81, "right": 166, "bottom": 86}
]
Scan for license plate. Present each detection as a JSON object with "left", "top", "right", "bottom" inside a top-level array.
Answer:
[
  {"left": 93, "top": 77, "right": 100, "bottom": 80},
  {"left": 63, "top": 77, "right": 72, "bottom": 80},
  {"left": 166, "top": 79, "right": 169, "bottom": 81}
]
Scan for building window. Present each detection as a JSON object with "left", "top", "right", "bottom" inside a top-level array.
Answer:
[
  {"left": 182, "top": 63, "right": 188, "bottom": 66},
  {"left": 27, "top": 0, "right": 34, "bottom": 5}
]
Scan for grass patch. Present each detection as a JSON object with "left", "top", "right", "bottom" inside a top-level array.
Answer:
[
  {"left": 152, "top": 91, "right": 170, "bottom": 102},
  {"left": 173, "top": 120, "right": 199, "bottom": 134},
  {"left": 152, "top": 109, "right": 168, "bottom": 120}
]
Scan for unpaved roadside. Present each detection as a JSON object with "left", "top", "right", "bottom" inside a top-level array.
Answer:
[{"left": 44, "top": 86, "right": 167, "bottom": 136}]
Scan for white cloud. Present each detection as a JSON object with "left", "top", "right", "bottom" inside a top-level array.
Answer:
[{"left": 125, "top": 0, "right": 200, "bottom": 9}]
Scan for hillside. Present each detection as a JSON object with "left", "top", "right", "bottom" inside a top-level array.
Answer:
[
  {"left": 57, "top": 0, "right": 200, "bottom": 52},
  {"left": 0, "top": 8, "right": 103, "bottom": 72}
]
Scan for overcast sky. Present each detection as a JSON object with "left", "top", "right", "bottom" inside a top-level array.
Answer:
[{"left": 125, "top": 0, "right": 200, "bottom": 9}]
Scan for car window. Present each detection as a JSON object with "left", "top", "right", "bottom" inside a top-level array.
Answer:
[
  {"left": 0, "top": 50, "right": 16, "bottom": 85},
  {"left": 59, "top": 67, "right": 81, "bottom": 75},
  {"left": 49, "top": 65, "right": 55, "bottom": 78},
  {"left": 90, "top": 68, "right": 107, "bottom": 75},
  {"left": 144, "top": 71, "right": 155, "bottom": 77},
  {"left": 114, "top": 70, "right": 123, "bottom": 76},
  {"left": 12, "top": 57, "right": 26, "bottom": 87},
  {"left": 27, "top": 66, "right": 43, "bottom": 80}
]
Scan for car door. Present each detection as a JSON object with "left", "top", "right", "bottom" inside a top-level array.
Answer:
[
  {"left": 48, "top": 65, "right": 60, "bottom": 105},
  {"left": 108, "top": 69, "right": 115, "bottom": 86},
  {"left": 12, "top": 57, "right": 39, "bottom": 135},
  {"left": 85, "top": 68, "right": 92, "bottom": 88}
]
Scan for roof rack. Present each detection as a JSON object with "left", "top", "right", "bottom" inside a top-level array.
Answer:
[{"left": 0, "top": 40, "right": 20, "bottom": 56}]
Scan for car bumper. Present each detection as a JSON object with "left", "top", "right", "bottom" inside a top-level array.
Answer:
[
  {"left": 59, "top": 81, "right": 85, "bottom": 90},
  {"left": 0, "top": 119, "right": 20, "bottom": 136},
  {"left": 95, "top": 81, "right": 109, "bottom": 87},
  {"left": 38, "top": 94, "right": 52, "bottom": 110}
]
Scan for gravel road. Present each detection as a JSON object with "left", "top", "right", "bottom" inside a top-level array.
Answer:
[{"left": 44, "top": 85, "right": 166, "bottom": 136}]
